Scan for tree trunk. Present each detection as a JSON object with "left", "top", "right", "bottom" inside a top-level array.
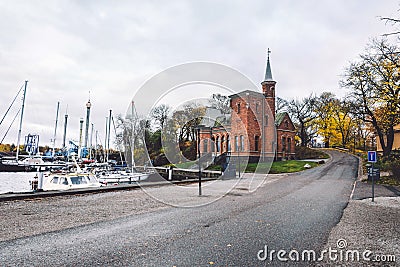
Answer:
[
  {"left": 300, "top": 122, "right": 307, "bottom": 147},
  {"left": 384, "top": 126, "right": 395, "bottom": 157},
  {"left": 373, "top": 119, "right": 394, "bottom": 157},
  {"left": 325, "top": 139, "right": 330, "bottom": 148},
  {"left": 341, "top": 131, "right": 346, "bottom": 148}
]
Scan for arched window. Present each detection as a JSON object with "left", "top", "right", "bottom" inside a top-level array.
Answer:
[
  {"left": 216, "top": 136, "right": 220, "bottom": 152},
  {"left": 284, "top": 120, "right": 289, "bottom": 129},
  {"left": 237, "top": 103, "right": 241, "bottom": 114},
  {"left": 287, "top": 138, "right": 291, "bottom": 154},
  {"left": 255, "top": 102, "right": 260, "bottom": 113},
  {"left": 255, "top": 136, "right": 259, "bottom": 151},
  {"left": 227, "top": 135, "right": 231, "bottom": 152},
  {"left": 211, "top": 136, "right": 215, "bottom": 152},
  {"left": 265, "top": 115, "right": 269, "bottom": 126},
  {"left": 235, "top": 136, "right": 239, "bottom": 152},
  {"left": 240, "top": 135, "right": 245, "bottom": 152},
  {"left": 282, "top": 137, "right": 286, "bottom": 152},
  {"left": 221, "top": 135, "right": 225, "bottom": 153},
  {"left": 203, "top": 139, "right": 208, "bottom": 153}
]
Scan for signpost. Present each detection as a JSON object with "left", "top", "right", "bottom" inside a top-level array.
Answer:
[
  {"left": 367, "top": 151, "right": 377, "bottom": 163},
  {"left": 367, "top": 151, "right": 377, "bottom": 202}
]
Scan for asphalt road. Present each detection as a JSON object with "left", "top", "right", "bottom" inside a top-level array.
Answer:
[{"left": 0, "top": 150, "right": 358, "bottom": 266}]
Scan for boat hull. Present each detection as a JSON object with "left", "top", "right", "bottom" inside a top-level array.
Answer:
[
  {"left": 0, "top": 162, "right": 34, "bottom": 172},
  {"left": 97, "top": 173, "right": 150, "bottom": 184}
]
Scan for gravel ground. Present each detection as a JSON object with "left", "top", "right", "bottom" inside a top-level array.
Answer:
[
  {"left": 352, "top": 175, "right": 400, "bottom": 200},
  {"left": 0, "top": 173, "right": 276, "bottom": 242},
  {"left": 0, "top": 188, "right": 168, "bottom": 242},
  {"left": 321, "top": 197, "right": 400, "bottom": 266}
]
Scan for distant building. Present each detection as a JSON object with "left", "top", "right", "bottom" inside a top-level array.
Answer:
[
  {"left": 198, "top": 52, "right": 296, "bottom": 162},
  {"left": 377, "top": 124, "right": 400, "bottom": 152}
]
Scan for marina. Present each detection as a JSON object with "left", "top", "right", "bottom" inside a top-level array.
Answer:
[{"left": 0, "top": 82, "right": 153, "bottom": 193}]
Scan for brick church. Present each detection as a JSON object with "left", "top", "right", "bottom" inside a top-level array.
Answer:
[{"left": 198, "top": 51, "right": 296, "bottom": 162}]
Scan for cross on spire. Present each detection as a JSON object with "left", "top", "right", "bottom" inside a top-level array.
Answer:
[{"left": 267, "top": 48, "right": 271, "bottom": 60}]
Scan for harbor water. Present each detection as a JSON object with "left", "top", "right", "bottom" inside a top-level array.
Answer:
[{"left": 0, "top": 172, "right": 33, "bottom": 194}]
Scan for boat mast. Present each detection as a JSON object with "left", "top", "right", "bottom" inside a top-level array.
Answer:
[
  {"left": 95, "top": 130, "right": 98, "bottom": 161},
  {"left": 62, "top": 106, "right": 68, "bottom": 148},
  {"left": 107, "top": 109, "right": 112, "bottom": 162},
  {"left": 131, "top": 101, "right": 136, "bottom": 171},
  {"left": 52, "top": 101, "right": 60, "bottom": 158},
  {"left": 16, "top": 81, "right": 28, "bottom": 160},
  {"left": 89, "top": 123, "right": 94, "bottom": 160},
  {"left": 104, "top": 117, "right": 108, "bottom": 163}
]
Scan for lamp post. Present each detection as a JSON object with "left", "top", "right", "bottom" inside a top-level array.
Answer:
[
  {"left": 196, "top": 125, "right": 203, "bottom": 196},
  {"left": 237, "top": 148, "right": 241, "bottom": 178}
]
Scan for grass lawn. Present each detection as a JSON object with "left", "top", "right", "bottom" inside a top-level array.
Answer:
[
  {"left": 245, "top": 160, "right": 319, "bottom": 174},
  {"left": 172, "top": 160, "right": 320, "bottom": 174}
]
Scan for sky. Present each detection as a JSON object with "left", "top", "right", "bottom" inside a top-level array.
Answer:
[{"left": 0, "top": 0, "right": 398, "bottom": 148}]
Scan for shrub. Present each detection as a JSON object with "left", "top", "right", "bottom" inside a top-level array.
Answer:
[
  {"left": 295, "top": 146, "right": 329, "bottom": 160},
  {"left": 389, "top": 159, "right": 400, "bottom": 179}
]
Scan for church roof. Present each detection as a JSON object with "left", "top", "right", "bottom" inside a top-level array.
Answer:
[
  {"left": 228, "top": 90, "right": 263, "bottom": 99},
  {"left": 264, "top": 49, "right": 273, "bottom": 81}
]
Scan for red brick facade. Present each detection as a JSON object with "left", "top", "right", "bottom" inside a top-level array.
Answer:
[{"left": 198, "top": 54, "right": 296, "bottom": 161}]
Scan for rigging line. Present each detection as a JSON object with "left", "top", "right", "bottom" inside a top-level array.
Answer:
[
  {"left": 0, "top": 84, "right": 24, "bottom": 127},
  {"left": 96, "top": 131, "right": 103, "bottom": 148},
  {"left": 0, "top": 107, "right": 21, "bottom": 144}
]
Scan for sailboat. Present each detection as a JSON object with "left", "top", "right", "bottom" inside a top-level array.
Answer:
[
  {"left": 95, "top": 104, "right": 152, "bottom": 184},
  {"left": 0, "top": 81, "right": 39, "bottom": 172}
]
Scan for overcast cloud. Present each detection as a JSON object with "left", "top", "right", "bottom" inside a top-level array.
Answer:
[{"left": 0, "top": 0, "right": 398, "bottom": 147}]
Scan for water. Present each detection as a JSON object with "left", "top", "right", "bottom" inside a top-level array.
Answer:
[{"left": 0, "top": 172, "right": 34, "bottom": 194}]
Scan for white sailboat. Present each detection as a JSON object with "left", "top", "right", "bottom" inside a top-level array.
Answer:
[
  {"left": 95, "top": 103, "right": 152, "bottom": 184},
  {"left": 0, "top": 81, "right": 42, "bottom": 172}
]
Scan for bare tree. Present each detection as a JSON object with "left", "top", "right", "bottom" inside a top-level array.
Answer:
[
  {"left": 208, "top": 93, "right": 230, "bottom": 114},
  {"left": 151, "top": 104, "right": 171, "bottom": 130},
  {"left": 286, "top": 94, "right": 317, "bottom": 147},
  {"left": 114, "top": 112, "right": 150, "bottom": 166},
  {"left": 380, "top": 16, "right": 400, "bottom": 36},
  {"left": 276, "top": 97, "right": 288, "bottom": 113}
]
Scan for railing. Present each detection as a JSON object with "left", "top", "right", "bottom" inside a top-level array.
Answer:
[{"left": 145, "top": 166, "right": 222, "bottom": 181}]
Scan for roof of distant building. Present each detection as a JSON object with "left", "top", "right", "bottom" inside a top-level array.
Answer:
[{"left": 275, "top": 112, "right": 287, "bottom": 126}]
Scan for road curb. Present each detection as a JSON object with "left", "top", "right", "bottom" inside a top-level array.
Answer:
[{"left": 0, "top": 177, "right": 217, "bottom": 202}]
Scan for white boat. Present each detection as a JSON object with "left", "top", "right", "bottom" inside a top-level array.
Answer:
[
  {"left": 36, "top": 170, "right": 102, "bottom": 191},
  {"left": 96, "top": 169, "right": 150, "bottom": 184},
  {"left": 33, "top": 157, "right": 102, "bottom": 191}
]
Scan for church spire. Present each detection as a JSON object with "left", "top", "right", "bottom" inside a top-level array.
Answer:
[{"left": 264, "top": 48, "right": 273, "bottom": 81}]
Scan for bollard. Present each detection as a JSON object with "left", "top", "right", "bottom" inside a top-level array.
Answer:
[
  {"left": 37, "top": 172, "right": 44, "bottom": 192},
  {"left": 168, "top": 167, "right": 173, "bottom": 181}
]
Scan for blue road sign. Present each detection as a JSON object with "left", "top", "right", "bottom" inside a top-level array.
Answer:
[{"left": 367, "top": 151, "right": 377, "bottom": 163}]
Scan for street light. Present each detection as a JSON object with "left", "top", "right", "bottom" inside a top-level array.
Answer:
[{"left": 195, "top": 125, "right": 204, "bottom": 196}]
